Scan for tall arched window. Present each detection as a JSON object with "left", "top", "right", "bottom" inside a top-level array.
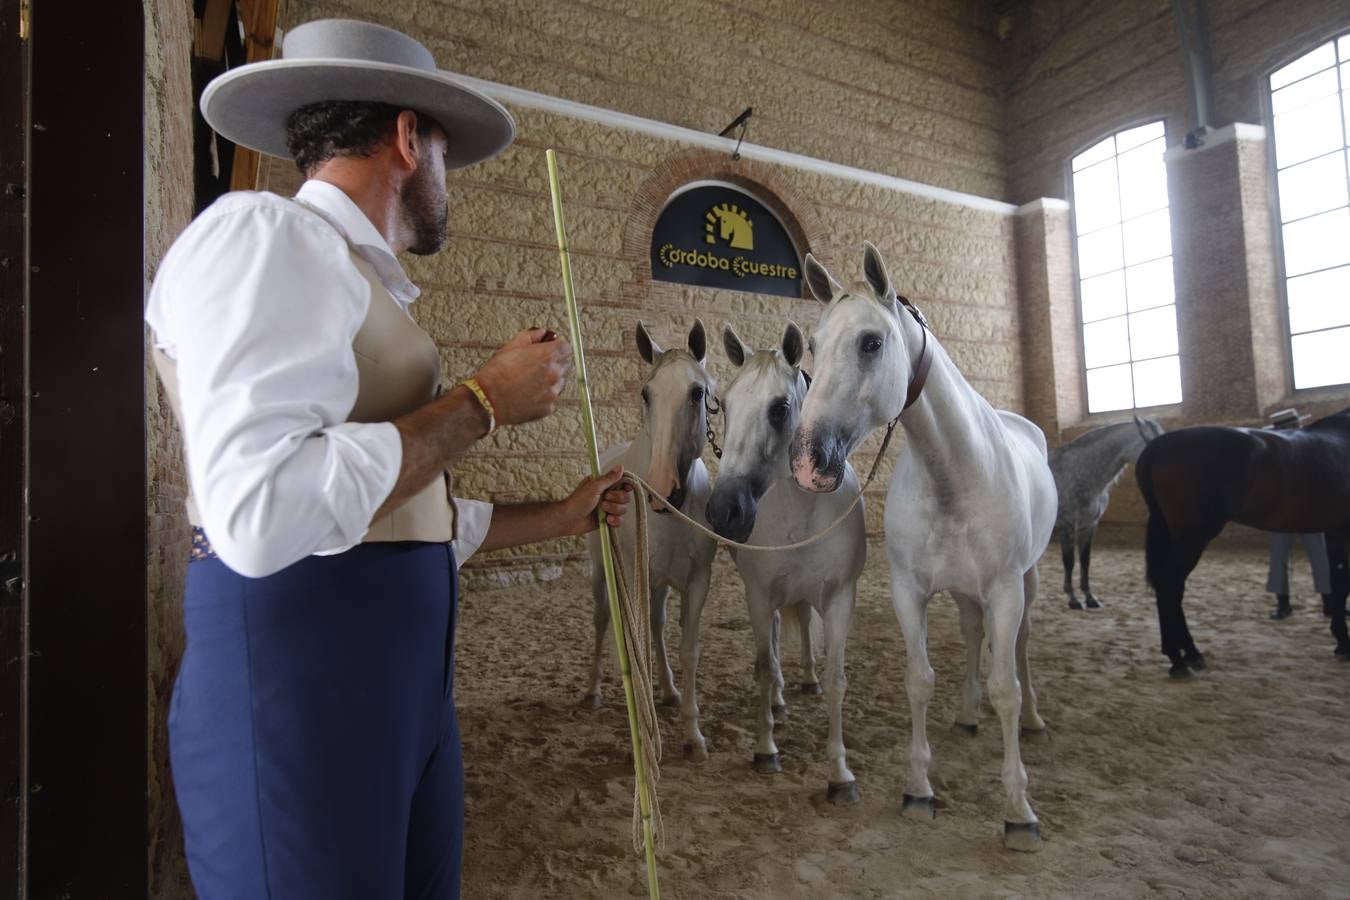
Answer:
[
  {"left": 1269, "top": 34, "right": 1350, "bottom": 390},
  {"left": 1070, "top": 121, "right": 1181, "bottom": 413}
]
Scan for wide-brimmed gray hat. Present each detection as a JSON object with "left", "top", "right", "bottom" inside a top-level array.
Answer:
[{"left": 200, "top": 18, "right": 515, "bottom": 169}]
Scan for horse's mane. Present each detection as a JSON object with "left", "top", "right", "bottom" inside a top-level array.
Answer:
[
  {"left": 1305, "top": 406, "right": 1350, "bottom": 431},
  {"left": 1057, "top": 419, "right": 1137, "bottom": 450}
]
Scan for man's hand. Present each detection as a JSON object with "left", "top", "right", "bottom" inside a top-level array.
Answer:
[
  {"left": 472, "top": 328, "right": 573, "bottom": 427},
  {"left": 559, "top": 466, "right": 634, "bottom": 536}
]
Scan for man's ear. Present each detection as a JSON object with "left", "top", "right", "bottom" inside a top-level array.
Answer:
[{"left": 394, "top": 109, "right": 421, "bottom": 170}]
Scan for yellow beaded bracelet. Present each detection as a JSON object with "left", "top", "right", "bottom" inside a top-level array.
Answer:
[{"left": 459, "top": 377, "right": 497, "bottom": 435}]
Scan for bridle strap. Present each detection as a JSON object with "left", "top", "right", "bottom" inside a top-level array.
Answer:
[{"left": 898, "top": 294, "right": 933, "bottom": 413}]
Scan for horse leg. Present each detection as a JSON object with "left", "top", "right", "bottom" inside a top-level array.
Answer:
[
  {"left": 1080, "top": 531, "right": 1102, "bottom": 609},
  {"left": 677, "top": 567, "right": 711, "bottom": 761},
  {"left": 649, "top": 585, "right": 679, "bottom": 706},
  {"left": 748, "top": 591, "right": 782, "bottom": 774},
  {"left": 1323, "top": 532, "right": 1350, "bottom": 659},
  {"left": 770, "top": 607, "right": 787, "bottom": 722},
  {"left": 822, "top": 588, "right": 859, "bottom": 804},
  {"left": 952, "top": 593, "right": 983, "bottom": 734},
  {"left": 797, "top": 602, "right": 822, "bottom": 695},
  {"left": 986, "top": 573, "right": 1040, "bottom": 852},
  {"left": 1155, "top": 576, "right": 1193, "bottom": 677},
  {"left": 893, "top": 581, "right": 936, "bottom": 820},
  {"left": 1018, "top": 566, "right": 1047, "bottom": 736},
  {"left": 581, "top": 570, "right": 609, "bottom": 708},
  {"left": 1061, "top": 529, "right": 1081, "bottom": 610}
]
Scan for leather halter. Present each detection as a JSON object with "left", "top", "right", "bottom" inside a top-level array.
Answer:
[{"left": 898, "top": 294, "right": 933, "bottom": 412}]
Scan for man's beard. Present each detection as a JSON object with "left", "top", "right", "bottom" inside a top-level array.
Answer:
[{"left": 404, "top": 162, "right": 449, "bottom": 256}]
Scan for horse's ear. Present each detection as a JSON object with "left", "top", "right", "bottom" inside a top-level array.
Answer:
[
  {"left": 803, "top": 253, "right": 842, "bottom": 304},
  {"left": 781, "top": 321, "right": 805, "bottom": 368},
  {"left": 722, "top": 324, "right": 749, "bottom": 368},
  {"left": 688, "top": 318, "right": 707, "bottom": 365},
  {"left": 862, "top": 240, "right": 895, "bottom": 303},
  {"left": 635, "top": 321, "right": 661, "bottom": 365}
]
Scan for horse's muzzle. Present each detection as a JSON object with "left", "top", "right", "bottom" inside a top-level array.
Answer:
[
  {"left": 790, "top": 429, "right": 845, "bottom": 493},
  {"left": 706, "top": 483, "right": 758, "bottom": 543}
]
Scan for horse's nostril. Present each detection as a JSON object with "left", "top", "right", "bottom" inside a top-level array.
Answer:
[{"left": 811, "top": 444, "right": 829, "bottom": 472}]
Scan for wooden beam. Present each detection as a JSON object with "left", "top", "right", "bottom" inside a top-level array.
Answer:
[
  {"left": 193, "top": 0, "right": 232, "bottom": 62},
  {"left": 230, "top": 0, "right": 282, "bottom": 191}
]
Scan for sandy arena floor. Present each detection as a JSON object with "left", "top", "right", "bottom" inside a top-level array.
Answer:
[{"left": 455, "top": 543, "right": 1350, "bottom": 899}]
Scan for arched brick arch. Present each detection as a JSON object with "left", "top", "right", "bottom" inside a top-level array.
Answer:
[{"left": 620, "top": 148, "right": 832, "bottom": 304}]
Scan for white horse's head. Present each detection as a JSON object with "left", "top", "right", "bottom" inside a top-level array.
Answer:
[
  {"left": 705, "top": 322, "right": 810, "bottom": 542},
  {"left": 635, "top": 319, "right": 715, "bottom": 513},
  {"left": 791, "top": 242, "right": 911, "bottom": 493}
]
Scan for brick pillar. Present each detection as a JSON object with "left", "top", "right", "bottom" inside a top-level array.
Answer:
[
  {"left": 1166, "top": 124, "right": 1286, "bottom": 422},
  {"left": 1015, "top": 198, "right": 1081, "bottom": 444}
]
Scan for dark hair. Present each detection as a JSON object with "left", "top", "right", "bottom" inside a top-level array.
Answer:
[{"left": 284, "top": 100, "right": 437, "bottom": 175}]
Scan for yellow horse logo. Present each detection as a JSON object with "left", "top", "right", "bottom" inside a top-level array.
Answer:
[{"left": 705, "top": 202, "right": 754, "bottom": 251}]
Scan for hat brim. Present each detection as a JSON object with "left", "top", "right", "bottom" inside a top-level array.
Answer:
[{"left": 200, "top": 58, "right": 516, "bottom": 170}]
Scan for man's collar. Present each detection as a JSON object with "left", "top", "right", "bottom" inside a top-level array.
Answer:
[{"left": 295, "top": 179, "right": 420, "bottom": 306}]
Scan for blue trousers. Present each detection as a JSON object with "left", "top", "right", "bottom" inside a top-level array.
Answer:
[{"left": 170, "top": 542, "right": 462, "bottom": 899}]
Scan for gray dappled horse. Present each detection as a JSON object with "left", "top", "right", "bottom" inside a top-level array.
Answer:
[
  {"left": 705, "top": 322, "right": 866, "bottom": 804},
  {"left": 584, "top": 320, "right": 719, "bottom": 761},
  {"left": 789, "top": 243, "right": 1056, "bottom": 851},
  {"left": 1050, "top": 417, "right": 1163, "bottom": 609}
]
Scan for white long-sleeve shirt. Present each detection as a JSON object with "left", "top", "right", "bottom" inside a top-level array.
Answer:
[{"left": 146, "top": 179, "right": 491, "bottom": 577}]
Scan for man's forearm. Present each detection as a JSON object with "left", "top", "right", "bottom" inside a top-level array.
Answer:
[
  {"left": 372, "top": 385, "right": 491, "bottom": 521},
  {"left": 477, "top": 500, "right": 576, "bottom": 553}
]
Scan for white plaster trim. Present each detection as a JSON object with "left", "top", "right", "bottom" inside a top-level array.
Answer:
[
  {"left": 1015, "top": 198, "right": 1071, "bottom": 215},
  {"left": 1163, "top": 123, "right": 1268, "bottom": 162},
  {"left": 454, "top": 74, "right": 1019, "bottom": 216}
]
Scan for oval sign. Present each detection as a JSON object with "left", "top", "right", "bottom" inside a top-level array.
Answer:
[{"left": 650, "top": 184, "right": 802, "bottom": 299}]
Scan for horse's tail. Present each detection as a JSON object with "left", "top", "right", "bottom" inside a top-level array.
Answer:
[{"left": 1135, "top": 445, "right": 1170, "bottom": 589}]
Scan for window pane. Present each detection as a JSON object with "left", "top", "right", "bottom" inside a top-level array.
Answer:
[
  {"left": 1072, "top": 135, "right": 1115, "bottom": 171},
  {"left": 1123, "top": 208, "right": 1172, "bottom": 265},
  {"left": 1278, "top": 151, "right": 1349, "bottom": 222},
  {"left": 1072, "top": 159, "right": 1121, "bottom": 233},
  {"left": 1132, "top": 355, "right": 1182, "bottom": 407},
  {"left": 1341, "top": 35, "right": 1350, "bottom": 60},
  {"left": 1086, "top": 363, "right": 1134, "bottom": 413},
  {"left": 1077, "top": 225, "right": 1123, "bottom": 278},
  {"left": 1117, "top": 138, "right": 1169, "bottom": 219},
  {"left": 1287, "top": 265, "right": 1350, "bottom": 333},
  {"left": 1128, "top": 305, "right": 1179, "bottom": 360},
  {"left": 1125, "top": 256, "right": 1176, "bottom": 311},
  {"left": 1282, "top": 207, "right": 1350, "bottom": 277},
  {"left": 1116, "top": 121, "right": 1165, "bottom": 153},
  {"left": 1270, "top": 41, "right": 1335, "bottom": 90},
  {"left": 1291, "top": 325, "right": 1350, "bottom": 388},
  {"left": 1083, "top": 316, "right": 1131, "bottom": 368},
  {"left": 1081, "top": 270, "right": 1126, "bottom": 322},
  {"left": 1274, "top": 95, "right": 1345, "bottom": 168},
  {"left": 1271, "top": 66, "right": 1340, "bottom": 115}
]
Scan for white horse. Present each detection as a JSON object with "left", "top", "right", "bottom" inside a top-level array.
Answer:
[
  {"left": 705, "top": 322, "right": 866, "bottom": 803},
  {"left": 584, "top": 319, "right": 719, "bottom": 761},
  {"left": 790, "top": 243, "right": 1056, "bottom": 851}
]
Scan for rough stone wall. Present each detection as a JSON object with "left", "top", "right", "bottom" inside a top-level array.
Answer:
[
  {"left": 284, "top": 0, "right": 1009, "bottom": 198},
  {"left": 143, "top": 0, "right": 194, "bottom": 896}
]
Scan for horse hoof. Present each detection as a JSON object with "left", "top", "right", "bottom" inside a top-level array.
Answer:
[
  {"left": 1269, "top": 607, "right": 1293, "bottom": 620},
  {"left": 1003, "top": 820, "right": 1043, "bottom": 852},
  {"left": 1334, "top": 645, "right": 1350, "bottom": 661},
  {"left": 800, "top": 682, "right": 823, "bottom": 696},
  {"left": 683, "top": 742, "right": 709, "bottom": 764},
  {"left": 1085, "top": 597, "right": 1103, "bottom": 610},
  {"left": 752, "top": 752, "right": 781, "bottom": 775},
  {"left": 900, "top": 794, "right": 936, "bottom": 820},
  {"left": 1067, "top": 599, "right": 1083, "bottom": 611},
  {"left": 1184, "top": 652, "right": 1207, "bottom": 671},
  {"left": 951, "top": 721, "right": 978, "bottom": 737},
  {"left": 579, "top": 693, "right": 602, "bottom": 709},
  {"left": 771, "top": 704, "right": 788, "bottom": 724},
  {"left": 1168, "top": 662, "right": 1193, "bottom": 679},
  {"left": 1021, "top": 725, "right": 1050, "bottom": 743},
  {"left": 827, "top": 780, "right": 860, "bottom": 805}
]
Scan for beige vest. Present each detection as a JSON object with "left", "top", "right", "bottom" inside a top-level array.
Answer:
[{"left": 154, "top": 202, "right": 457, "bottom": 545}]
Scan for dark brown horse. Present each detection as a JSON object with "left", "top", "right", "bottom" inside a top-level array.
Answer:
[{"left": 1135, "top": 407, "right": 1350, "bottom": 676}]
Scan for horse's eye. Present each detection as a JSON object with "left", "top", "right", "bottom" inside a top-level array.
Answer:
[
  {"left": 860, "top": 334, "right": 883, "bottom": 354},
  {"left": 641, "top": 387, "right": 651, "bottom": 406},
  {"left": 768, "top": 400, "right": 789, "bottom": 426},
  {"left": 689, "top": 385, "right": 705, "bottom": 405}
]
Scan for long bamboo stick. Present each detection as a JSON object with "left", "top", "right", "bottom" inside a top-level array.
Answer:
[{"left": 545, "top": 148, "right": 661, "bottom": 900}]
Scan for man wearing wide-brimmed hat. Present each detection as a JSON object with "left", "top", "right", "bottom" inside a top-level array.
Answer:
[
  {"left": 1261, "top": 409, "right": 1334, "bottom": 620},
  {"left": 146, "top": 19, "right": 630, "bottom": 899}
]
